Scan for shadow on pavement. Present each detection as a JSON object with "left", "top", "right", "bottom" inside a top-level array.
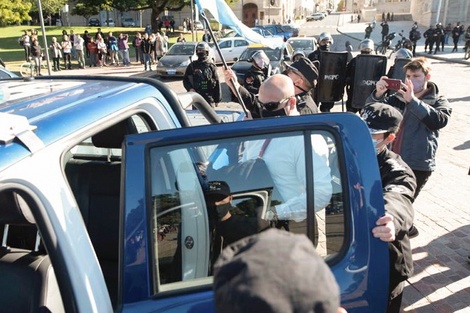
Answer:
[{"left": 403, "top": 225, "right": 470, "bottom": 312}]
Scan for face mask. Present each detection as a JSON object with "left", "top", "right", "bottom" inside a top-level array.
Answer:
[
  {"left": 410, "top": 78, "right": 425, "bottom": 93},
  {"left": 372, "top": 138, "right": 385, "bottom": 154},
  {"left": 215, "top": 203, "right": 231, "bottom": 219},
  {"left": 319, "top": 44, "right": 329, "bottom": 51},
  {"left": 197, "top": 52, "right": 206, "bottom": 59},
  {"left": 260, "top": 102, "right": 288, "bottom": 117}
]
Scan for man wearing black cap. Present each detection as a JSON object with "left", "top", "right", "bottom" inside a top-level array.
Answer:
[
  {"left": 284, "top": 56, "right": 319, "bottom": 114},
  {"left": 213, "top": 229, "right": 348, "bottom": 313},
  {"left": 205, "top": 181, "right": 270, "bottom": 249},
  {"left": 361, "top": 102, "right": 416, "bottom": 313}
]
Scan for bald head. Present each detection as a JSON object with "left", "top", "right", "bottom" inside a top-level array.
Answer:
[{"left": 258, "top": 74, "right": 295, "bottom": 103}]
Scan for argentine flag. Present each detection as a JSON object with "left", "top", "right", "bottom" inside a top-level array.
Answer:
[{"left": 195, "top": 0, "right": 277, "bottom": 47}]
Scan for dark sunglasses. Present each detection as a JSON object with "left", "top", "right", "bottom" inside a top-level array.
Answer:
[{"left": 258, "top": 97, "right": 292, "bottom": 111}]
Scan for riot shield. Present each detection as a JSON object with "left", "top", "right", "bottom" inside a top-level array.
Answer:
[
  {"left": 389, "top": 58, "right": 410, "bottom": 82},
  {"left": 351, "top": 54, "right": 387, "bottom": 109},
  {"left": 316, "top": 52, "right": 348, "bottom": 103}
]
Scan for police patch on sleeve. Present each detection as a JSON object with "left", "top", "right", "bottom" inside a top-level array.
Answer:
[{"left": 384, "top": 184, "right": 407, "bottom": 193}]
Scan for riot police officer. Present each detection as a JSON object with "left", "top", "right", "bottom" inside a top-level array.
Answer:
[
  {"left": 183, "top": 41, "right": 221, "bottom": 108},
  {"left": 243, "top": 50, "right": 270, "bottom": 95},
  {"left": 386, "top": 47, "right": 413, "bottom": 79},
  {"left": 308, "top": 32, "right": 335, "bottom": 112},
  {"left": 292, "top": 49, "right": 305, "bottom": 62},
  {"left": 345, "top": 39, "right": 374, "bottom": 112}
]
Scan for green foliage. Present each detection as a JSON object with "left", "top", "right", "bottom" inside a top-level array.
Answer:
[
  {"left": 71, "top": 2, "right": 100, "bottom": 20},
  {"left": 0, "top": 0, "right": 32, "bottom": 26},
  {"left": 336, "top": 0, "right": 344, "bottom": 13},
  {"left": 29, "top": 0, "right": 68, "bottom": 16}
]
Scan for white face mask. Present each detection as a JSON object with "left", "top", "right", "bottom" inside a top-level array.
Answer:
[
  {"left": 372, "top": 138, "right": 385, "bottom": 154},
  {"left": 410, "top": 78, "right": 426, "bottom": 93}
]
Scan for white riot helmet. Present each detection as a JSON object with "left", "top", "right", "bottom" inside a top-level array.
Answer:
[
  {"left": 250, "top": 50, "right": 270, "bottom": 69},
  {"left": 359, "top": 39, "right": 374, "bottom": 54},
  {"left": 293, "top": 49, "right": 305, "bottom": 61},
  {"left": 395, "top": 48, "right": 413, "bottom": 59},
  {"left": 319, "top": 32, "right": 333, "bottom": 45}
]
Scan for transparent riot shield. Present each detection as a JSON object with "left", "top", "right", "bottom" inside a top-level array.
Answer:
[{"left": 351, "top": 54, "right": 387, "bottom": 109}]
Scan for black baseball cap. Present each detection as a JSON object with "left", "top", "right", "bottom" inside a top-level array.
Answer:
[
  {"left": 287, "top": 57, "right": 319, "bottom": 88},
  {"left": 361, "top": 102, "right": 403, "bottom": 134},
  {"left": 205, "top": 181, "right": 231, "bottom": 202}
]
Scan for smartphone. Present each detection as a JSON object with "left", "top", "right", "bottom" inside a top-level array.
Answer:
[{"left": 383, "top": 78, "right": 402, "bottom": 91}]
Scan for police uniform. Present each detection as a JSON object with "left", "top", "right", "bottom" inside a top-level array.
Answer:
[
  {"left": 183, "top": 56, "right": 221, "bottom": 107},
  {"left": 308, "top": 49, "right": 335, "bottom": 112},
  {"left": 243, "top": 65, "right": 266, "bottom": 95}
]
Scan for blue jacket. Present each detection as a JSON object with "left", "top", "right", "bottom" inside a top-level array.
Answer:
[{"left": 367, "top": 82, "right": 451, "bottom": 171}]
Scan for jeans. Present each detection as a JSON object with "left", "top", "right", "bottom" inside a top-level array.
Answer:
[{"left": 119, "top": 49, "right": 130, "bottom": 65}]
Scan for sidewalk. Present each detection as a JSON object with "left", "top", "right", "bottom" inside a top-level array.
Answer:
[
  {"left": 337, "top": 13, "right": 470, "bottom": 313},
  {"left": 337, "top": 14, "right": 470, "bottom": 65}
]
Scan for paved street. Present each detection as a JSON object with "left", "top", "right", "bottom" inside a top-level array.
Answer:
[{"left": 29, "top": 13, "right": 470, "bottom": 312}]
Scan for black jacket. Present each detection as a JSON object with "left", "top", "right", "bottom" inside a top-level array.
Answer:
[
  {"left": 243, "top": 65, "right": 266, "bottom": 95},
  {"left": 377, "top": 148, "right": 416, "bottom": 289},
  {"left": 296, "top": 91, "right": 318, "bottom": 114},
  {"left": 183, "top": 57, "right": 221, "bottom": 104}
]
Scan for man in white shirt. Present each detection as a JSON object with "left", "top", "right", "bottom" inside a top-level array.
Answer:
[
  {"left": 240, "top": 74, "right": 332, "bottom": 222},
  {"left": 74, "top": 33, "right": 85, "bottom": 69}
]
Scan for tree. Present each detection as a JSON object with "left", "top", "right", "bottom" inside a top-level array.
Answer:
[
  {"left": 76, "top": 0, "right": 189, "bottom": 31},
  {"left": 71, "top": 2, "right": 100, "bottom": 23},
  {"left": 0, "top": 0, "right": 32, "bottom": 26},
  {"left": 29, "top": 0, "right": 67, "bottom": 25}
]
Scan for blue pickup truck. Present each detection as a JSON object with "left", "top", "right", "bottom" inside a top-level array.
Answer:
[{"left": 0, "top": 76, "right": 389, "bottom": 313}]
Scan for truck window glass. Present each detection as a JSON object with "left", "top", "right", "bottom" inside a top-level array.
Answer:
[{"left": 148, "top": 130, "right": 346, "bottom": 293}]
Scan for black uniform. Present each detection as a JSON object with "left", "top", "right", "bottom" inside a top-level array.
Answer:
[
  {"left": 243, "top": 65, "right": 266, "bottom": 95},
  {"left": 308, "top": 49, "right": 335, "bottom": 112},
  {"left": 183, "top": 56, "right": 221, "bottom": 107},
  {"left": 423, "top": 27, "right": 433, "bottom": 53},
  {"left": 409, "top": 28, "right": 421, "bottom": 56},
  {"left": 377, "top": 148, "right": 416, "bottom": 313}
]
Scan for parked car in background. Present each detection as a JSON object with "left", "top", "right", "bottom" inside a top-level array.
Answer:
[
  {"left": 231, "top": 42, "right": 294, "bottom": 84},
  {"left": 281, "top": 24, "right": 300, "bottom": 37},
  {"left": 0, "top": 75, "right": 391, "bottom": 313},
  {"left": 287, "top": 36, "right": 318, "bottom": 56},
  {"left": 213, "top": 38, "right": 249, "bottom": 64},
  {"left": 306, "top": 13, "right": 325, "bottom": 21},
  {"left": 122, "top": 17, "right": 136, "bottom": 27},
  {"left": 156, "top": 42, "right": 215, "bottom": 78},
  {"left": 88, "top": 18, "right": 100, "bottom": 26},
  {"left": 260, "top": 24, "right": 296, "bottom": 39},
  {"left": 105, "top": 19, "right": 115, "bottom": 27}
]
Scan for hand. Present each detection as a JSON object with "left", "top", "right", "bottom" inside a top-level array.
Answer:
[
  {"left": 224, "top": 68, "right": 237, "bottom": 82},
  {"left": 397, "top": 78, "right": 414, "bottom": 103},
  {"left": 374, "top": 76, "right": 389, "bottom": 98},
  {"left": 372, "top": 213, "right": 396, "bottom": 242}
]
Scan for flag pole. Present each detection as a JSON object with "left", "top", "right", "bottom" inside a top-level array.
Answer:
[{"left": 199, "top": 11, "right": 249, "bottom": 116}]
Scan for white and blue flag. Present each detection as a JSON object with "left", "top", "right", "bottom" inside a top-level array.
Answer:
[{"left": 195, "top": 0, "right": 278, "bottom": 47}]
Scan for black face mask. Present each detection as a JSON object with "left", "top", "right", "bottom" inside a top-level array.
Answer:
[
  {"left": 216, "top": 203, "right": 232, "bottom": 219},
  {"left": 197, "top": 52, "right": 206, "bottom": 59},
  {"left": 319, "top": 45, "right": 329, "bottom": 51},
  {"left": 261, "top": 108, "right": 287, "bottom": 118}
]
